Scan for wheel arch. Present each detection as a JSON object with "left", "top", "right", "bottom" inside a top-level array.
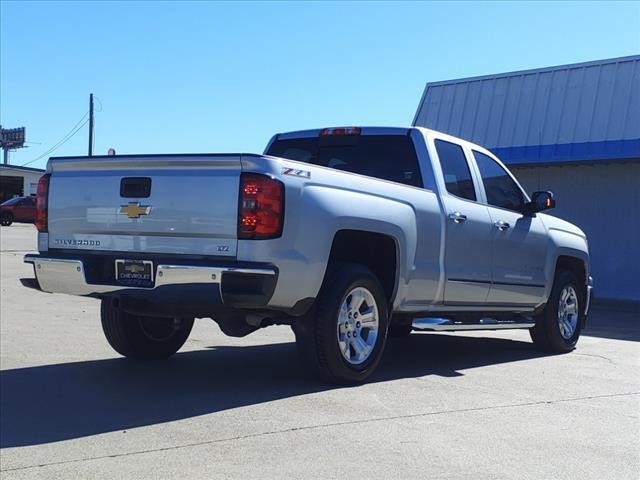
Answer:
[
  {"left": 325, "top": 229, "right": 400, "bottom": 307},
  {"left": 555, "top": 254, "right": 588, "bottom": 299},
  {"left": 543, "top": 226, "right": 590, "bottom": 305}
]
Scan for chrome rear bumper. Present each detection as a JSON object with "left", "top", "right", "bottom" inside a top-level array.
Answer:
[{"left": 24, "top": 254, "right": 276, "bottom": 297}]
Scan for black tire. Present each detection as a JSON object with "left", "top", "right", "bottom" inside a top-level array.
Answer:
[
  {"left": 530, "top": 270, "right": 584, "bottom": 353},
  {"left": 100, "top": 299, "right": 194, "bottom": 359},
  {"left": 294, "top": 263, "right": 389, "bottom": 384},
  {"left": 0, "top": 212, "right": 13, "bottom": 226},
  {"left": 388, "top": 315, "right": 413, "bottom": 338}
]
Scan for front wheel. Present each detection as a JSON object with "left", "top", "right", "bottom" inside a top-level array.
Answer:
[
  {"left": 0, "top": 212, "right": 13, "bottom": 226},
  {"left": 101, "top": 299, "right": 194, "bottom": 359},
  {"left": 530, "top": 270, "right": 584, "bottom": 353},
  {"left": 294, "top": 263, "right": 389, "bottom": 384}
]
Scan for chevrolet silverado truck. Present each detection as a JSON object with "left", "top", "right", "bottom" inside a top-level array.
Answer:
[{"left": 23, "top": 126, "right": 593, "bottom": 383}]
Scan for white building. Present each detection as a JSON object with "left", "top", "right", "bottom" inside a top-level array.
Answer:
[
  {"left": 413, "top": 55, "right": 640, "bottom": 301},
  {"left": 0, "top": 164, "right": 45, "bottom": 203}
]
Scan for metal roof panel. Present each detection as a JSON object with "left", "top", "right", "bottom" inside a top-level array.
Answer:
[{"left": 413, "top": 55, "right": 640, "bottom": 165}]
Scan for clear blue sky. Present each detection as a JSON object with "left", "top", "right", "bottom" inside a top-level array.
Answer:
[{"left": 1, "top": 1, "right": 639, "bottom": 169}]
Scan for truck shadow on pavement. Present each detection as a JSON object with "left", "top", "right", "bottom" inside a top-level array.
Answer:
[{"left": 1, "top": 333, "right": 549, "bottom": 448}]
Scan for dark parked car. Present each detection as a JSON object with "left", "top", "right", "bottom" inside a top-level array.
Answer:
[{"left": 0, "top": 196, "right": 36, "bottom": 226}]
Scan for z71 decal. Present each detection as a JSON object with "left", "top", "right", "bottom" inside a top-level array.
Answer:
[{"left": 282, "top": 167, "right": 311, "bottom": 179}]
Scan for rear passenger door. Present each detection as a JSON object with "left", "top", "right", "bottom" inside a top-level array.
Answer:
[
  {"left": 434, "top": 139, "right": 493, "bottom": 305},
  {"left": 471, "top": 150, "right": 548, "bottom": 306}
]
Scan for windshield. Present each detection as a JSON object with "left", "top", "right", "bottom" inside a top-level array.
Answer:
[{"left": 1, "top": 197, "right": 22, "bottom": 206}]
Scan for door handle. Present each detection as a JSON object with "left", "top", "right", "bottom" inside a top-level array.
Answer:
[
  {"left": 494, "top": 220, "right": 510, "bottom": 231},
  {"left": 448, "top": 211, "right": 467, "bottom": 224}
]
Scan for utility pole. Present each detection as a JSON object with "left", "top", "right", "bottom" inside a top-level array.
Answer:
[{"left": 88, "top": 93, "right": 94, "bottom": 156}]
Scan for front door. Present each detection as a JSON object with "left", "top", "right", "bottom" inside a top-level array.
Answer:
[
  {"left": 485, "top": 208, "right": 548, "bottom": 305},
  {"left": 471, "top": 150, "right": 548, "bottom": 306}
]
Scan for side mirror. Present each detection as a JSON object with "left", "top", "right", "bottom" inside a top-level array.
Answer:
[{"left": 525, "top": 191, "right": 556, "bottom": 215}]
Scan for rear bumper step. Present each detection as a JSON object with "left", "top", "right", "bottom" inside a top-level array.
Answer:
[
  {"left": 23, "top": 254, "right": 276, "bottom": 302},
  {"left": 412, "top": 317, "right": 535, "bottom": 331}
]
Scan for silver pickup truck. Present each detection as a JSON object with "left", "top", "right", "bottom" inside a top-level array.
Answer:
[{"left": 24, "top": 126, "right": 593, "bottom": 383}]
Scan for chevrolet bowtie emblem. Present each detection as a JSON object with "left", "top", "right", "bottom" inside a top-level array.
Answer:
[{"left": 120, "top": 202, "right": 151, "bottom": 219}]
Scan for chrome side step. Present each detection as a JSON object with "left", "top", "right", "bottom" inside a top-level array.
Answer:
[{"left": 412, "top": 317, "right": 535, "bottom": 332}]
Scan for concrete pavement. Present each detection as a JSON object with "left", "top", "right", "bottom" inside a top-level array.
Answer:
[{"left": 1, "top": 224, "right": 638, "bottom": 479}]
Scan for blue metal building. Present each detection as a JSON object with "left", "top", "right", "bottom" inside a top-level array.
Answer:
[{"left": 413, "top": 55, "right": 640, "bottom": 301}]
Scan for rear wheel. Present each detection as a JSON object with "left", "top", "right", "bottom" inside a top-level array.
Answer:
[
  {"left": 0, "top": 212, "right": 13, "bottom": 226},
  {"left": 530, "top": 270, "right": 583, "bottom": 353},
  {"left": 294, "top": 263, "right": 389, "bottom": 384},
  {"left": 101, "top": 299, "right": 194, "bottom": 359}
]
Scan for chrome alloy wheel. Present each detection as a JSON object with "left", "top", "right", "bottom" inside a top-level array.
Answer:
[
  {"left": 557, "top": 285, "right": 579, "bottom": 340},
  {"left": 336, "top": 287, "right": 379, "bottom": 365}
]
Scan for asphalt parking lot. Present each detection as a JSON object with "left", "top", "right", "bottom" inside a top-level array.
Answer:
[{"left": 0, "top": 223, "right": 638, "bottom": 479}]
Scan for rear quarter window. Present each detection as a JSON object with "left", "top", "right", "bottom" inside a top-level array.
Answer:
[{"left": 267, "top": 135, "right": 424, "bottom": 188}]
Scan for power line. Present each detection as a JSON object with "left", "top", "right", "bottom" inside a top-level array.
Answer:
[
  {"left": 19, "top": 112, "right": 89, "bottom": 167},
  {"left": 20, "top": 112, "right": 89, "bottom": 166}
]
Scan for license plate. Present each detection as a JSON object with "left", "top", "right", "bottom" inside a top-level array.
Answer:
[{"left": 115, "top": 259, "right": 154, "bottom": 287}]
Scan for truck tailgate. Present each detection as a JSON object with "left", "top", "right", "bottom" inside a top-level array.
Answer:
[{"left": 47, "top": 155, "right": 241, "bottom": 257}]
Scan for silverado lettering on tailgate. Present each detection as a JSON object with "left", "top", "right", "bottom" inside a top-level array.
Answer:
[{"left": 54, "top": 239, "right": 102, "bottom": 247}]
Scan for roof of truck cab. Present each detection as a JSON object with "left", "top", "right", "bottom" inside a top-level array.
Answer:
[
  {"left": 275, "top": 126, "right": 413, "bottom": 139},
  {"left": 273, "top": 125, "right": 497, "bottom": 154}
]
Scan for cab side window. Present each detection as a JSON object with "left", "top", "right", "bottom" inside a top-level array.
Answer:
[
  {"left": 435, "top": 139, "right": 476, "bottom": 201},
  {"left": 473, "top": 151, "right": 525, "bottom": 212}
]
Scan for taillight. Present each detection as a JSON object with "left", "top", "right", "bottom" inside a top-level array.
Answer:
[
  {"left": 35, "top": 174, "right": 51, "bottom": 232},
  {"left": 238, "top": 173, "right": 284, "bottom": 239}
]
